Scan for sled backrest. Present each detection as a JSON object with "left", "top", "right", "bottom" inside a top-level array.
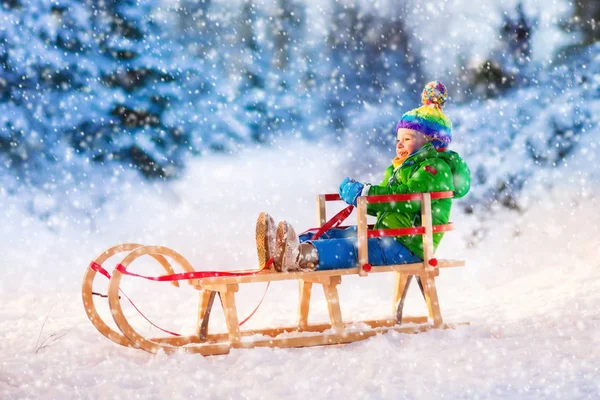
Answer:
[{"left": 316, "top": 191, "right": 456, "bottom": 277}]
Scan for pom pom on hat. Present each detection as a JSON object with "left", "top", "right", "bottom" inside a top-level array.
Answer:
[
  {"left": 396, "top": 81, "right": 453, "bottom": 151},
  {"left": 421, "top": 81, "right": 448, "bottom": 108}
]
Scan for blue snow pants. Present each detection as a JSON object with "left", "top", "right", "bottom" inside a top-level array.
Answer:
[{"left": 298, "top": 226, "right": 421, "bottom": 271}]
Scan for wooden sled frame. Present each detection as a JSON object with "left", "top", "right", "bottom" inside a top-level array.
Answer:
[{"left": 82, "top": 191, "right": 466, "bottom": 355}]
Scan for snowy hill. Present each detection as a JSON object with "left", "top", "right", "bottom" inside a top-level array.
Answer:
[{"left": 1, "top": 142, "right": 599, "bottom": 398}]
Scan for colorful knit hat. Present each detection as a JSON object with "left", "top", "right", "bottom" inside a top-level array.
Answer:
[{"left": 396, "top": 81, "right": 452, "bottom": 151}]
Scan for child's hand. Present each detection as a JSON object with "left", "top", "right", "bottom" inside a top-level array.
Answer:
[
  {"left": 341, "top": 180, "right": 365, "bottom": 206},
  {"left": 339, "top": 177, "right": 355, "bottom": 197}
]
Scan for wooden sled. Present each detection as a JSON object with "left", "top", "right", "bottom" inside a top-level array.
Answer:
[{"left": 82, "top": 191, "right": 466, "bottom": 355}]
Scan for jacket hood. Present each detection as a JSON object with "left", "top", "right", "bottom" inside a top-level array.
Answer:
[
  {"left": 403, "top": 143, "right": 471, "bottom": 199},
  {"left": 434, "top": 149, "right": 471, "bottom": 198}
]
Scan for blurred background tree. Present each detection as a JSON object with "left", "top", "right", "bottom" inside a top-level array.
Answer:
[
  {"left": 460, "top": 3, "right": 537, "bottom": 99},
  {"left": 0, "top": 0, "right": 204, "bottom": 182},
  {"left": 325, "top": 0, "right": 419, "bottom": 132},
  {"left": 568, "top": 0, "right": 600, "bottom": 45}
]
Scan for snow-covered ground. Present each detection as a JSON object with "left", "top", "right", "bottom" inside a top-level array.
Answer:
[{"left": 1, "top": 141, "right": 599, "bottom": 399}]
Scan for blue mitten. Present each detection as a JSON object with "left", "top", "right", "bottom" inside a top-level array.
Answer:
[
  {"left": 339, "top": 177, "right": 355, "bottom": 198},
  {"left": 341, "top": 181, "right": 365, "bottom": 206}
]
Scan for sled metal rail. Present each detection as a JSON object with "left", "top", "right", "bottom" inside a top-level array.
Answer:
[{"left": 82, "top": 191, "right": 466, "bottom": 355}]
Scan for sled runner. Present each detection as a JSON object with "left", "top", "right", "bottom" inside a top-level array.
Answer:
[{"left": 82, "top": 191, "right": 466, "bottom": 355}]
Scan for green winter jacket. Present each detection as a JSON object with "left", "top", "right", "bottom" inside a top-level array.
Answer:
[{"left": 366, "top": 142, "right": 471, "bottom": 259}]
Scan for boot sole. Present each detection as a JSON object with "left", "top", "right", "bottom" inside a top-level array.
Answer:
[
  {"left": 256, "top": 212, "right": 273, "bottom": 270},
  {"left": 274, "top": 222, "right": 288, "bottom": 272},
  {"left": 276, "top": 222, "right": 303, "bottom": 272}
]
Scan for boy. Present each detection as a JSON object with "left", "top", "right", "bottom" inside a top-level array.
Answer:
[{"left": 257, "top": 81, "right": 471, "bottom": 272}]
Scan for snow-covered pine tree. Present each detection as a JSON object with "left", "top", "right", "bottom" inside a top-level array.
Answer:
[
  {"left": 227, "top": 0, "right": 273, "bottom": 144},
  {"left": 228, "top": 0, "right": 315, "bottom": 144},
  {"left": 0, "top": 0, "right": 208, "bottom": 183},
  {"left": 568, "top": 0, "right": 600, "bottom": 45},
  {"left": 462, "top": 3, "right": 536, "bottom": 98},
  {"left": 0, "top": 0, "right": 97, "bottom": 184},
  {"left": 156, "top": 0, "right": 242, "bottom": 154},
  {"left": 265, "top": 0, "right": 314, "bottom": 139},
  {"left": 79, "top": 0, "right": 196, "bottom": 179},
  {"left": 168, "top": 0, "right": 215, "bottom": 58},
  {"left": 325, "top": 0, "right": 419, "bottom": 133}
]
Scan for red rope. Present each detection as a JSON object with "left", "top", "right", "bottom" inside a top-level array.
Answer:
[
  {"left": 239, "top": 281, "right": 270, "bottom": 327},
  {"left": 89, "top": 261, "right": 181, "bottom": 337},
  {"left": 308, "top": 205, "right": 354, "bottom": 240},
  {"left": 118, "top": 286, "right": 182, "bottom": 337},
  {"left": 89, "top": 259, "right": 273, "bottom": 336},
  {"left": 114, "top": 262, "right": 266, "bottom": 282},
  {"left": 90, "top": 261, "right": 111, "bottom": 279}
]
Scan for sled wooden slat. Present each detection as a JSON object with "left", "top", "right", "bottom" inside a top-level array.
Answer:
[
  {"left": 150, "top": 317, "right": 453, "bottom": 344},
  {"left": 393, "top": 272, "right": 410, "bottom": 315},
  {"left": 202, "top": 317, "right": 431, "bottom": 342},
  {"left": 196, "top": 290, "right": 213, "bottom": 335},
  {"left": 182, "top": 344, "right": 232, "bottom": 356},
  {"left": 235, "top": 323, "right": 470, "bottom": 350},
  {"left": 83, "top": 191, "right": 467, "bottom": 356},
  {"left": 297, "top": 280, "right": 313, "bottom": 330},
  {"left": 231, "top": 327, "right": 423, "bottom": 349},
  {"left": 357, "top": 197, "right": 369, "bottom": 276},
  {"left": 221, "top": 288, "right": 242, "bottom": 344},
  {"left": 142, "top": 320, "right": 468, "bottom": 355},
  {"left": 190, "top": 259, "right": 463, "bottom": 288},
  {"left": 317, "top": 195, "right": 327, "bottom": 227},
  {"left": 322, "top": 276, "right": 344, "bottom": 332},
  {"left": 143, "top": 336, "right": 231, "bottom": 356}
]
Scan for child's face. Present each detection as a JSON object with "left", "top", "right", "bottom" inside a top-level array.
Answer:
[{"left": 396, "top": 129, "right": 430, "bottom": 160}]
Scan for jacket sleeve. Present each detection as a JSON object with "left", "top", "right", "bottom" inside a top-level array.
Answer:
[
  {"left": 366, "top": 159, "right": 454, "bottom": 214},
  {"left": 379, "top": 165, "right": 394, "bottom": 186},
  {"left": 365, "top": 165, "right": 394, "bottom": 216}
]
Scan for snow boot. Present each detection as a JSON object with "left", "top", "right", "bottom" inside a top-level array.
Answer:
[
  {"left": 256, "top": 212, "right": 276, "bottom": 270},
  {"left": 275, "top": 221, "right": 319, "bottom": 272}
]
